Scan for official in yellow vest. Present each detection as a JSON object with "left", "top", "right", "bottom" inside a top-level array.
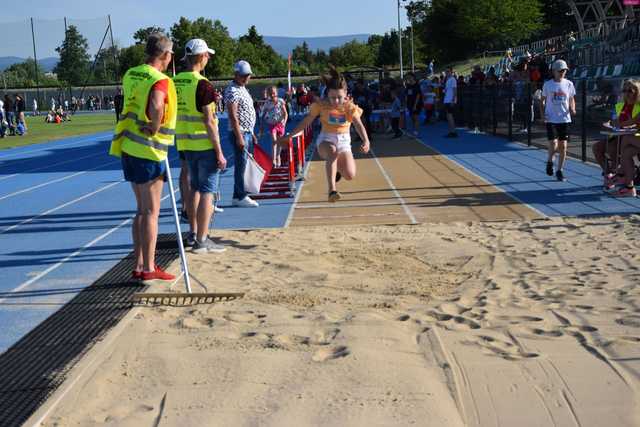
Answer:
[
  {"left": 174, "top": 39, "right": 227, "bottom": 254},
  {"left": 593, "top": 79, "right": 640, "bottom": 192},
  {"left": 109, "top": 33, "right": 177, "bottom": 282},
  {"left": 614, "top": 79, "right": 640, "bottom": 197}
]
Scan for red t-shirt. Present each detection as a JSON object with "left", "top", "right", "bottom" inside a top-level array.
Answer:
[
  {"left": 146, "top": 79, "right": 168, "bottom": 121},
  {"left": 619, "top": 103, "right": 634, "bottom": 122}
]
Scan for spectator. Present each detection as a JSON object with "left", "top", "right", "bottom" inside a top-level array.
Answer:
[
  {"left": 15, "top": 94, "right": 27, "bottom": 133},
  {"left": 485, "top": 67, "right": 498, "bottom": 87},
  {"left": 610, "top": 80, "right": 640, "bottom": 197},
  {"left": 390, "top": 89, "right": 403, "bottom": 138},
  {"left": 50, "top": 97, "right": 56, "bottom": 111},
  {"left": 404, "top": 72, "right": 422, "bottom": 136},
  {"left": 352, "top": 79, "right": 373, "bottom": 139},
  {"left": 427, "top": 59, "right": 435, "bottom": 76},
  {"left": 469, "top": 65, "right": 486, "bottom": 85},
  {"left": 0, "top": 97, "right": 5, "bottom": 138},
  {"left": 224, "top": 60, "right": 259, "bottom": 208},
  {"left": 259, "top": 85, "right": 288, "bottom": 168},
  {"left": 32, "top": 97, "right": 38, "bottom": 116},
  {"left": 114, "top": 87, "right": 124, "bottom": 122},
  {"left": 541, "top": 59, "right": 576, "bottom": 182},
  {"left": 443, "top": 67, "right": 458, "bottom": 138},
  {"left": 3, "top": 94, "right": 16, "bottom": 136}
]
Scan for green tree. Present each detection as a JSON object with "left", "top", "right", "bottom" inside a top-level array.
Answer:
[
  {"left": 118, "top": 44, "right": 145, "bottom": 78},
  {"left": 54, "top": 25, "right": 91, "bottom": 85},
  {"left": 93, "top": 45, "right": 120, "bottom": 83},
  {"left": 235, "top": 26, "right": 286, "bottom": 76},
  {"left": 133, "top": 26, "right": 167, "bottom": 44},
  {"left": 170, "top": 17, "right": 236, "bottom": 77},
  {"left": 329, "top": 40, "right": 375, "bottom": 69},
  {"left": 2, "top": 59, "right": 58, "bottom": 87}
]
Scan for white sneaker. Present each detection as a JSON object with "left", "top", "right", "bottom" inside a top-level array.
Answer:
[
  {"left": 232, "top": 196, "right": 259, "bottom": 208},
  {"left": 214, "top": 205, "right": 224, "bottom": 213}
]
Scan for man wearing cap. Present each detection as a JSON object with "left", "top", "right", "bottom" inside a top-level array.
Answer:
[
  {"left": 541, "top": 59, "right": 576, "bottom": 182},
  {"left": 224, "top": 60, "right": 259, "bottom": 208},
  {"left": 173, "top": 39, "right": 227, "bottom": 253},
  {"left": 109, "top": 33, "right": 177, "bottom": 283}
]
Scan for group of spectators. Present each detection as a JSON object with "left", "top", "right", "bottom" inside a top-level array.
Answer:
[{"left": 0, "top": 93, "right": 27, "bottom": 137}]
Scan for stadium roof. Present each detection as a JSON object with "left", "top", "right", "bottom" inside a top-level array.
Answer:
[{"left": 567, "top": 0, "right": 640, "bottom": 32}]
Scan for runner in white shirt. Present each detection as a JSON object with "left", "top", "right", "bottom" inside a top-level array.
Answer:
[{"left": 540, "top": 59, "right": 576, "bottom": 182}]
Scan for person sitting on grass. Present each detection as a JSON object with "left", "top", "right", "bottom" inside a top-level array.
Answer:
[
  {"left": 276, "top": 66, "right": 370, "bottom": 203},
  {"left": 593, "top": 80, "right": 640, "bottom": 190}
]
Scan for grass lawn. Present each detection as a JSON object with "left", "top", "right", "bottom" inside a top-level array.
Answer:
[{"left": 0, "top": 113, "right": 116, "bottom": 150}]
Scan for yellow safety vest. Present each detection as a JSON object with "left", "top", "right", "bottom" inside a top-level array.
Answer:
[
  {"left": 174, "top": 71, "right": 216, "bottom": 152},
  {"left": 109, "top": 64, "right": 177, "bottom": 161},
  {"left": 615, "top": 102, "right": 640, "bottom": 119}
]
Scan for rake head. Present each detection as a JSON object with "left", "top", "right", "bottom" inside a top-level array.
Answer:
[{"left": 132, "top": 292, "right": 245, "bottom": 307}]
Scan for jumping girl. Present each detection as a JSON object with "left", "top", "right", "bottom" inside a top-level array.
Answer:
[{"left": 277, "top": 66, "right": 370, "bottom": 202}]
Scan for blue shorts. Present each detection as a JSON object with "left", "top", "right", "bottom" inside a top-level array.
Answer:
[
  {"left": 185, "top": 149, "right": 220, "bottom": 194},
  {"left": 122, "top": 153, "right": 167, "bottom": 184}
]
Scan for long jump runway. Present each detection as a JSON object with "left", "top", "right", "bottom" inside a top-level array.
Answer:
[{"left": 290, "top": 131, "right": 541, "bottom": 226}]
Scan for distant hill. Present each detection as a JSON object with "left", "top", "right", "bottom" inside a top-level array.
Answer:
[
  {"left": 0, "top": 56, "right": 58, "bottom": 72},
  {"left": 263, "top": 34, "right": 371, "bottom": 57}
]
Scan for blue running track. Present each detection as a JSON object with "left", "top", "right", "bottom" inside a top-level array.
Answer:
[{"left": 0, "top": 117, "right": 302, "bottom": 353}]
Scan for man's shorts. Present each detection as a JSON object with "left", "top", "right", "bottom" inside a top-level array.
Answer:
[
  {"left": 318, "top": 132, "right": 352, "bottom": 154},
  {"left": 546, "top": 123, "right": 569, "bottom": 142},
  {"left": 122, "top": 153, "right": 167, "bottom": 184},
  {"left": 184, "top": 149, "right": 220, "bottom": 194},
  {"left": 444, "top": 103, "right": 456, "bottom": 114}
]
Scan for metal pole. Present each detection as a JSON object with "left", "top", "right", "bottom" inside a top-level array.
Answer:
[
  {"left": 581, "top": 81, "right": 587, "bottom": 162},
  {"left": 30, "top": 18, "right": 41, "bottom": 106},
  {"left": 164, "top": 156, "right": 192, "bottom": 293},
  {"left": 411, "top": 21, "right": 415, "bottom": 73},
  {"left": 397, "top": 0, "right": 404, "bottom": 79},
  {"left": 108, "top": 15, "right": 119, "bottom": 81}
]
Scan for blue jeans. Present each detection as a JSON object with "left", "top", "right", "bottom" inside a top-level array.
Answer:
[
  {"left": 230, "top": 131, "right": 254, "bottom": 200},
  {"left": 184, "top": 149, "right": 220, "bottom": 194}
]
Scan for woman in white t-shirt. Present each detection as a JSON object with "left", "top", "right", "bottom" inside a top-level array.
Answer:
[
  {"left": 541, "top": 59, "right": 576, "bottom": 182},
  {"left": 259, "top": 86, "right": 288, "bottom": 167}
]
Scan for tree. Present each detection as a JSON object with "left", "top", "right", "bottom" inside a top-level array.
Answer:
[
  {"left": 133, "top": 26, "right": 167, "bottom": 44},
  {"left": 3, "top": 59, "right": 57, "bottom": 87},
  {"left": 329, "top": 40, "right": 375, "bottom": 69},
  {"left": 415, "top": 0, "right": 544, "bottom": 63},
  {"left": 54, "top": 25, "right": 90, "bottom": 85},
  {"left": 235, "top": 26, "right": 286, "bottom": 76},
  {"left": 170, "top": 17, "right": 236, "bottom": 77},
  {"left": 118, "top": 44, "right": 145, "bottom": 78},
  {"left": 94, "top": 45, "right": 120, "bottom": 83}
]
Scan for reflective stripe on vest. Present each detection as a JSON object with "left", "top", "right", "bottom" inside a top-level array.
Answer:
[
  {"left": 120, "top": 112, "right": 176, "bottom": 135},
  {"left": 174, "top": 71, "right": 212, "bottom": 152},
  {"left": 109, "top": 64, "right": 177, "bottom": 162}
]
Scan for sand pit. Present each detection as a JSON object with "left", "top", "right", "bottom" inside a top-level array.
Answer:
[{"left": 41, "top": 217, "right": 640, "bottom": 426}]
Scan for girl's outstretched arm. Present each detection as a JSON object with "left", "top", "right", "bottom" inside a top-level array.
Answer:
[
  {"left": 276, "top": 113, "right": 316, "bottom": 147},
  {"left": 352, "top": 115, "right": 370, "bottom": 154}
]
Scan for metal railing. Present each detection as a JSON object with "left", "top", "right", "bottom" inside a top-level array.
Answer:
[{"left": 454, "top": 78, "right": 629, "bottom": 164}]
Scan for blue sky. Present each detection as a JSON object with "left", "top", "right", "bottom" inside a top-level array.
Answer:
[{"left": 1, "top": 0, "right": 409, "bottom": 57}]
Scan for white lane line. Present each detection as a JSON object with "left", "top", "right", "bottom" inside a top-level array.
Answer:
[
  {"left": 0, "top": 192, "right": 174, "bottom": 304},
  {"left": 0, "top": 151, "right": 107, "bottom": 183},
  {"left": 369, "top": 146, "right": 418, "bottom": 225},
  {"left": 296, "top": 200, "right": 403, "bottom": 210},
  {"left": 0, "top": 158, "right": 120, "bottom": 202},
  {"left": 0, "top": 180, "right": 124, "bottom": 235},
  {"left": 297, "top": 212, "right": 403, "bottom": 220},
  {"left": 407, "top": 134, "right": 549, "bottom": 220},
  {"left": 284, "top": 138, "right": 316, "bottom": 228},
  {"left": 0, "top": 132, "right": 110, "bottom": 160}
]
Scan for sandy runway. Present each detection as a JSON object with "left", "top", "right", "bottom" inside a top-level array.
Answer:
[{"left": 42, "top": 216, "right": 640, "bottom": 426}]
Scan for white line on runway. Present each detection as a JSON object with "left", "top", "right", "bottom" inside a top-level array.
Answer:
[
  {"left": 0, "top": 132, "right": 110, "bottom": 160},
  {"left": 0, "top": 151, "right": 107, "bottom": 183},
  {"left": 0, "top": 192, "right": 175, "bottom": 304},
  {"left": 296, "top": 200, "right": 404, "bottom": 209},
  {"left": 369, "top": 147, "right": 418, "bottom": 225},
  {"left": 0, "top": 159, "right": 120, "bottom": 202},
  {"left": 0, "top": 180, "right": 124, "bottom": 235},
  {"left": 284, "top": 139, "right": 316, "bottom": 228}
]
